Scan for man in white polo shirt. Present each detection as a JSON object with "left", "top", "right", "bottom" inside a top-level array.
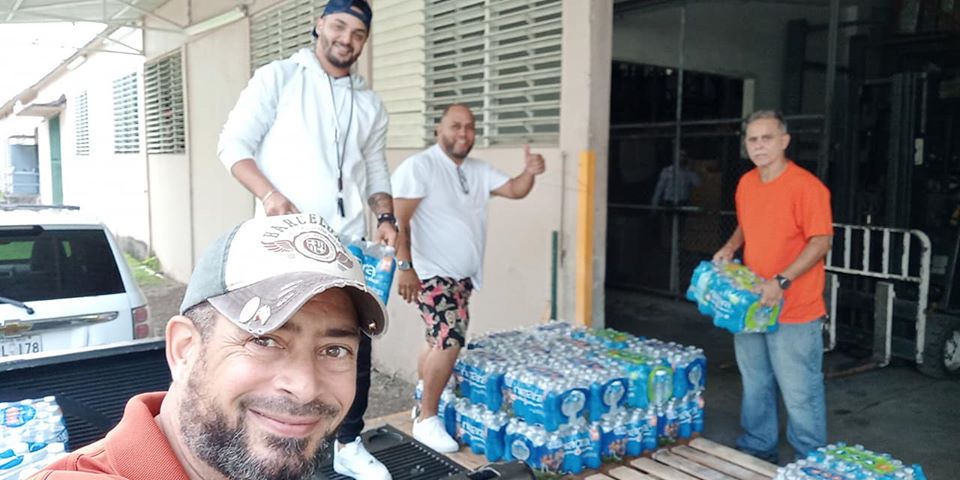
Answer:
[{"left": 392, "top": 103, "right": 545, "bottom": 452}]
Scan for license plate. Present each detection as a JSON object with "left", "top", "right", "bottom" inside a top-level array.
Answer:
[{"left": 0, "top": 335, "right": 43, "bottom": 357}]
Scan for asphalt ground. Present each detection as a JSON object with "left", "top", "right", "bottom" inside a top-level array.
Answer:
[{"left": 606, "top": 289, "right": 959, "bottom": 479}]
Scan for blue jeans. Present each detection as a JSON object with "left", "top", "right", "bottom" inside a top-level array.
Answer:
[
  {"left": 734, "top": 318, "right": 826, "bottom": 461},
  {"left": 337, "top": 333, "right": 371, "bottom": 442}
]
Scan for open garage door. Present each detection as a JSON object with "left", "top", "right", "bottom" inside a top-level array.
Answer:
[{"left": 605, "top": 1, "right": 831, "bottom": 298}]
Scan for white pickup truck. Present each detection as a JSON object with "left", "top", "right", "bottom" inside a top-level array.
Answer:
[{"left": 0, "top": 205, "right": 149, "bottom": 358}]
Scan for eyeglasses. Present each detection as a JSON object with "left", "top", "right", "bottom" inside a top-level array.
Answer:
[{"left": 456, "top": 166, "right": 469, "bottom": 194}]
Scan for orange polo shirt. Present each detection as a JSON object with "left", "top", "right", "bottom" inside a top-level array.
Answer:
[
  {"left": 29, "top": 392, "right": 189, "bottom": 480},
  {"left": 735, "top": 161, "right": 833, "bottom": 324}
]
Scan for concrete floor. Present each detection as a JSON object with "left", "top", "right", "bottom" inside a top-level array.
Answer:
[{"left": 605, "top": 289, "right": 959, "bottom": 480}]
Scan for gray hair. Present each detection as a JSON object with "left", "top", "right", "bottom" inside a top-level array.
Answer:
[
  {"left": 183, "top": 301, "right": 218, "bottom": 340},
  {"left": 744, "top": 110, "right": 788, "bottom": 134}
]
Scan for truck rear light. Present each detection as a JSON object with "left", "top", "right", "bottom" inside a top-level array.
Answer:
[{"left": 133, "top": 306, "right": 150, "bottom": 339}]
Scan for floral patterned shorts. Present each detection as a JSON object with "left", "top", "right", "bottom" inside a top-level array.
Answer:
[{"left": 417, "top": 276, "right": 473, "bottom": 350}]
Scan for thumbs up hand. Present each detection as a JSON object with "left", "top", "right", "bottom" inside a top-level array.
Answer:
[{"left": 523, "top": 144, "right": 546, "bottom": 176}]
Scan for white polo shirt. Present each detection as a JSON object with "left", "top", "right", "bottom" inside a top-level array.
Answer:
[{"left": 391, "top": 144, "right": 510, "bottom": 288}]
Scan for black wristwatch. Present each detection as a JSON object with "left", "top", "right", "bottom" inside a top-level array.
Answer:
[
  {"left": 377, "top": 213, "right": 397, "bottom": 227},
  {"left": 775, "top": 274, "right": 792, "bottom": 290}
]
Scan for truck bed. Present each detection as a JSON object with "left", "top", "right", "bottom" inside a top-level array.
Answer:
[{"left": 0, "top": 339, "right": 170, "bottom": 450}]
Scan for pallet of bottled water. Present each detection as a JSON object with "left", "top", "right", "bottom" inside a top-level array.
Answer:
[
  {"left": 775, "top": 443, "right": 927, "bottom": 480},
  {"left": 444, "top": 395, "right": 679, "bottom": 475},
  {"left": 687, "top": 260, "right": 781, "bottom": 333},
  {"left": 416, "top": 322, "right": 707, "bottom": 474},
  {"left": 0, "top": 397, "right": 69, "bottom": 480}
]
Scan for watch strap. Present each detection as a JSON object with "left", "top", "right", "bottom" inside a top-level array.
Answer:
[{"left": 377, "top": 213, "right": 397, "bottom": 226}]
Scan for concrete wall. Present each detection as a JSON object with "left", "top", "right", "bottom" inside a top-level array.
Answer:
[
  {"left": 612, "top": 2, "right": 829, "bottom": 109},
  {"left": 183, "top": 19, "right": 257, "bottom": 274},
  {"left": 58, "top": 50, "right": 149, "bottom": 242},
  {"left": 558, "top": 0, "right": 613, "bottom": 328},
  {"left": 142, "top": 0, "right": 276, "bottom": 281}
]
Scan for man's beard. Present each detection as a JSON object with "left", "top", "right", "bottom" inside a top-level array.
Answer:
[
  {"left": 441, "top": 136, "right": 473, "bottom": 161},
  {"left": 320, "top": 35, "right": 359, "bottom": 69},
  {"left": 178, "top": 355, "right": 341, "bottom": 480}
]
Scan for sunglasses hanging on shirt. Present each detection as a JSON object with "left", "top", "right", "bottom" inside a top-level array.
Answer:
[
  {"left": 456, "top": 165, "right": 469, "bottom": 194},
  {"left": 327, "top": 74, "right": 355, "bottom": 217}
]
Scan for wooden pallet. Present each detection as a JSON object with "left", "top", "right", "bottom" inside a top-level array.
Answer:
[{"left": 367, "top": 412, "right": 779, "bottom": 480}]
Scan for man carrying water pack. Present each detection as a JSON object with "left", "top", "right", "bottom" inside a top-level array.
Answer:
[
  {"left": 713, "top": 110, "right": 833, "bottom": 463},
  {"left": 217, "top": 1, "right": 395, "bottom": 477}
]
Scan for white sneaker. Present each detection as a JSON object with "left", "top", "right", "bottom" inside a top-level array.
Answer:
[
  {"left": 333, "top": 437, "right": 392, "bottom": 480},
  {"left": 413, "top": 416, "right": 459, "bottom": 453}
]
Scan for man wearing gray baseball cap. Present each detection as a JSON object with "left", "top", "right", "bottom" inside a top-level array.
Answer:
[{"left": 33, "top": 214, "right": 387, "bottom": 480}]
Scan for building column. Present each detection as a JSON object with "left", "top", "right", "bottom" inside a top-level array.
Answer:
[{"left": 559, "top": 0, "right": 612, "bottom": 327}]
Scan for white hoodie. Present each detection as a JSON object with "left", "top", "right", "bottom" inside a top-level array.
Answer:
[{"left": 218, "top": 47, "right": 390, "bottom": 239}]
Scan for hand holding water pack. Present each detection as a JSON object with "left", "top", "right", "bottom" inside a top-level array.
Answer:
[
  {"left": 344, "top": 237, "right": 396, "bottom": 305},
  {"left": 686, "top": 260, "right": 781, "bottom": 334}
]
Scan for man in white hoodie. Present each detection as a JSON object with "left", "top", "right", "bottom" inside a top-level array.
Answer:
[{"left": 217, "top": 1, "right": 394, "bottom": 479}]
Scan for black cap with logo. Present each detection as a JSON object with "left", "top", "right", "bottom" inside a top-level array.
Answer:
[{"left": 311, "top": 0, "right": 372, "bottom": 38}]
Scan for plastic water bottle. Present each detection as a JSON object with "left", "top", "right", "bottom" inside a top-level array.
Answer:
[
  {"left": 412, "top": 380, "right": 423, "bottom": 419},
  {"left": 650, "top": 365, "right": 673, "bottom": 407},
  {"left": 685, "top": 347, "right": 707, "bottom": 392},
  {"left": 663, "top": 400, "right": 679, "bottom": 443},
  {"left": 558, "top": 424, "right": 582, "bottom": 474},
  {"left": 344, "top": 237, "right": 396, "bottom": 304},
  {"left": 0, "top": 442, "right": 65, "bottom": 480},
  {"left": 690, "top": 391, "right": 704, "bottom": 434},
  {"left": 625, "top": 409, "right": 643, "bottom": 456},
  {"left": 677, "top": 397, "right": 692, "bottom": 439},
  {"left": 776, "top": 443, "right": 928, "bottom": 480},
  {"left": 438, "top": 388, "right": 458, "bottom": 437},
  {"left": 582, "top": 422, "right": 602, "bottom": 469},
  {"left": 671, "top": 352, "right": 689, "bottom": 399}
]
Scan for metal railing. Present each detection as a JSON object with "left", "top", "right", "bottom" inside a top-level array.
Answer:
[{"left": 825, "top": 223, "right": 931, "bottom": 365}]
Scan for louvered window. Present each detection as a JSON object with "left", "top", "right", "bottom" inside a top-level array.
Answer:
[
  {"left": 112, "top": 73, "right": 140, "bottom": 154},
  {"left": 143, "top": 50, "right": 185, "bottom": 154},
  {"left": 425, "top": 0, "right": 562, "bottom": 147},
  {"left": 74, "top": 92, "right": 89, "bottom": 156},
  {"left": 372, "top": 0, "right": 426, "bottom": 148},
  {"left": 251, "top": 0, "right": 327, "bottom": 70}
]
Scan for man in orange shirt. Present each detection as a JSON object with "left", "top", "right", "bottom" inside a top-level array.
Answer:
[
  {"left": 30, "top": 214, "right": 388, "bottom": 480},
  {"left": 713, "top": 110, "right": 833, "bottom": 463}
]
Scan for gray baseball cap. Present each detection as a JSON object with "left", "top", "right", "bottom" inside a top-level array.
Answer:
[{"left": 180, "top": 214, "right": 387, "bottom": 337}]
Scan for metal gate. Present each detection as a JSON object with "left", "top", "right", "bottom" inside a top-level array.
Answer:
[{"left": 825, "top": 223, "right": 931, "bottom": 365}]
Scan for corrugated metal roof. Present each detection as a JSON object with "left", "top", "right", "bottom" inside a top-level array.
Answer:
[{"left": 0, "top": 0, "right": 169, "bottom": 24}]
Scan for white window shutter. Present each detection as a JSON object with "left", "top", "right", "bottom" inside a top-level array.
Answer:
[
  {"left": 250, "top": 0, "right": 328, "bottom": 70},
  {"left": 425, "top": 0, "right": 562, "bottom": 147},
  {"left": 74, "top": 92, "right": 90, "bottom": 156},
  {"left": 112, "top": 73, "right": 140, "bottom": 154},
  {"left": 143, "top": 50, "right": 185, "bottom": 154},
  {"left": 373, "top": 0, "right": 426, "bottom": 148}
]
